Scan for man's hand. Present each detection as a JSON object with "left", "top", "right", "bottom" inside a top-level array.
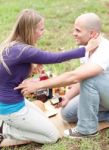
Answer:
[
  {"left": 61, "top": 95, "right": 70, "bottom": 107},
  {"left": 14, "top": 79, "right": 38, "bottom": 95},
  {"left": 54, "top": 95, "right": 70, "bottom": 108}
]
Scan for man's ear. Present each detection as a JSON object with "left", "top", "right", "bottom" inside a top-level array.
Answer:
[{"left": 90, "top": 31, "right": 99, "bottom": 38}]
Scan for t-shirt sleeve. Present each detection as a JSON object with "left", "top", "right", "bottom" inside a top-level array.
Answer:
[
  {"left": 19, "top": 46, "right": 86, "bottom": 64},
  {"left": 89, "top": 49, "right": 109, "bottom": 70}
]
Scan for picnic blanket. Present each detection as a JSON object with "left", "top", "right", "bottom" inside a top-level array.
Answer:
[{"left": 1, "top": 100, "right": 109, "bottom": 147}]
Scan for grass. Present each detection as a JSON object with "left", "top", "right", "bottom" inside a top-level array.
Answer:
[
  {"left": 0, "top": 0, "right": 109, "bottom": 149},
  {"left": 0, "top": 0, "right": 109, "bottom": 74},
  {"left": 2, "top": 132, "right": 108, "bottom": 150}
]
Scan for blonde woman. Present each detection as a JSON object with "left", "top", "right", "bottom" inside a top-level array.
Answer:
[{"left": 0, "top": 9, "right": 98, "bottom": 144}]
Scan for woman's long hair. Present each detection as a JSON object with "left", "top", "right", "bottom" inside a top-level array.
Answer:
[{"left": 0, "top": 9, "right": 43, "bottom": 74}]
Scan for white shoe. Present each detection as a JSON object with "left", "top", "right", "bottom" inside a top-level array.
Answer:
[{"left": 64, "top": 127, "right": 98, "bottom": 139}]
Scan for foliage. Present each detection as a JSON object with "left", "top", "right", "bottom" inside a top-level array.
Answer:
[
  {"left": 0, "top": 0, "right": 109, "bottom": 149},
  {"left": 0, "top": 0, "right": 109, "bottom": 74}
]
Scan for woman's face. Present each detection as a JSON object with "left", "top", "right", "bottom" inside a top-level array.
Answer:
[{"left": 34, "top": 18, "right": 45, "bottom": 43}]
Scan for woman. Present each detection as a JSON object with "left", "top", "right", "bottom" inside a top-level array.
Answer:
[{"left": 0, "top": 9, "right": 97, "bottom": 144}]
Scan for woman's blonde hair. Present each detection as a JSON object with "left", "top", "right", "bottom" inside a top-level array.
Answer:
[{"left": 0, "top": 9, "right": 43, "bottom": 74}]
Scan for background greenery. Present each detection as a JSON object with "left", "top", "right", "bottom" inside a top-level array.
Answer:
[
  {"left": 1, "top": 0, "right": 109, "bottom": 149},
  {"left": 0, "top": 0, "right": 109, "bottom": 75}
]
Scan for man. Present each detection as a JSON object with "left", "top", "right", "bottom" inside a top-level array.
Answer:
[
  {"left": 61, "top": 13, "right": 109, "bottom": 124},
  {"left": 16, "top": 13, "right": 109, "bottom": 138}
]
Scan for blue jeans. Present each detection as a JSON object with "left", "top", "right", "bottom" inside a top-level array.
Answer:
[{"left": 61, "top": 74, "right": 109, "bottom": 134}]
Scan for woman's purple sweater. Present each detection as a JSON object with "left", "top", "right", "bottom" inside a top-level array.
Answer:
[{"left": 0, "top": 43, "right": 85, "bottom": 104}]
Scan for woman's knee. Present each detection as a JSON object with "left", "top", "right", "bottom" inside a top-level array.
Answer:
[{"left": 48, "top": 130, "right": 60, "bottom": 143}]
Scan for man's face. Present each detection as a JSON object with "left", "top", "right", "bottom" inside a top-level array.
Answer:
[{"left": 73, "top": 19, "right": 92, "bottom": 46}]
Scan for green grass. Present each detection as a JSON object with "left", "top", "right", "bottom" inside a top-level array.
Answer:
[
  {"left": 0, "top": 0, "right": 109, "bottom": 75},
  {"left": 2, "top": 133, "right": 108, "bottom": 150},
  {"left": 1, "top": 0, "right": 109, "bottom": 149}
]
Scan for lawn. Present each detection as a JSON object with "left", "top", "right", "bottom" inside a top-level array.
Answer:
[{"left": 0, "top": 0, "right": 109, "bottom": 149}]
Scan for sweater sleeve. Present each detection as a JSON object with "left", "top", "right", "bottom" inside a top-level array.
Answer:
[{"left": 19, "top": 46, "right": 86, "bottom": 64}]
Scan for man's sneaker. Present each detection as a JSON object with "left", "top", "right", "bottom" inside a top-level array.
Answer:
[
  {"left": 0, "top": 121, "right": 4, "bottom": 144},
  {"left": 64, "top": 127, "right": 98, "bottom": 139}
]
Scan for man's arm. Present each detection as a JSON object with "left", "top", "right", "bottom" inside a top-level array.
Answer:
[
  {"left": 38, "top": 63, "right": 103, "bottom": 89},
  {"left": 60, "top": 83, "right": 80, "bottom": 107},
  {"left": 65, "top": 83, "right": 80, "bottom": 100},
  {"left": 15, "top": 63, "right": 103, "bottom": 95}
]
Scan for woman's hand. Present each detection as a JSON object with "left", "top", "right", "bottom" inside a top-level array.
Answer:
[{"left": 86, "top": 35, "right": 101, "bottom": 53}]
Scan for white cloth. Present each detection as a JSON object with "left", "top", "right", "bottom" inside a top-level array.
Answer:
[
  {"left": 89, "top": 37, "right": 109, "bottom": 72},
  {"left": 80, "top": 36, "right": 109, "bottom": 73},
  {"left": 80, "top": 51, "right": 89, "bottom": 64},
  {"left": 0, "top": 100, "right": 60, "bottom": 143}
]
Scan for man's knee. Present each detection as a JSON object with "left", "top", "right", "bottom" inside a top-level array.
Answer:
[
  {"left": 81, "top": 75, "right": 103, "bottom": 88},
  {"left": 61, "top": 107, "right": 77, "bottom": 123}
]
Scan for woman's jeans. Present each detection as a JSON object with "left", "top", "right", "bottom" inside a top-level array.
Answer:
[
  {"left": 61, "top": 74, "right": 109, "bottom": 134},
  {"left": 0, "top": 100, "right": 60, "bottom": 143}
]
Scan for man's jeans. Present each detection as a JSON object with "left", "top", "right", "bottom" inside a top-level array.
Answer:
[{"left": 61, "top": 74, "right": 109, "bottom": 134}]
